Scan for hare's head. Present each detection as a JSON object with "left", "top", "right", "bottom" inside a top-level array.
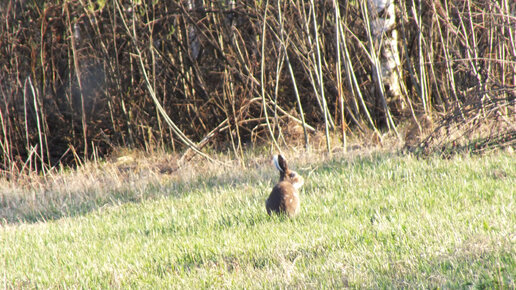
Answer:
[{"left": 273, "top": 154, "right": 304, "bottom": 189}]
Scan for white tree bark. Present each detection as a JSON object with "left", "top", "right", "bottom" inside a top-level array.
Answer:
[{"left": 368, "top": 0, "right": 405, "bottom": 113}]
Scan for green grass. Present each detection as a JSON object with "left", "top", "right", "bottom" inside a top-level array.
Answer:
[{"left": 1, "top": 152, "right": 515, "bottom": 288}]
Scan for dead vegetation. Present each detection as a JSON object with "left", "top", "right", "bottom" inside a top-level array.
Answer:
[
  {"left": 413, "top": 96, "right": 515, "bottom": 155},
  {"left": 0, "top": 0, "right": 514, "bottom": 174}
]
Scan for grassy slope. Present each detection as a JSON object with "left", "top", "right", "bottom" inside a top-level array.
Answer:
[{"left": 1, "top": 152, "right": 515, "bottom": 288}]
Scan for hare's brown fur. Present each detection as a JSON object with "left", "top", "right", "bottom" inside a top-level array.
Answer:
[
  {"left": 266, "top": 154, "right": 303, "bottom": 217},
  {"left": 266, "top": 181, "right": 299, "bottom": 217}
]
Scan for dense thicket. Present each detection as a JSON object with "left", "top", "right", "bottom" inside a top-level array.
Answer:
[{"left": 0, "top": 0, "right": 514, "bottom": 171}]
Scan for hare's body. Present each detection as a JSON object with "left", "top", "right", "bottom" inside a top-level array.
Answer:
[
  {"left": 266, "top": 181, "right": 300, "bottom": 217},
  {"left": 266, "top": 154, "right": 304, "bottom": 217}
]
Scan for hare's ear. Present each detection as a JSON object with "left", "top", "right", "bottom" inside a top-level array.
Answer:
[
  {"left": 274, "top": 154, "right": 288, "bottom": 172},
  {"left": 273, "top": 155, "right": 283, "bottom": 172}
]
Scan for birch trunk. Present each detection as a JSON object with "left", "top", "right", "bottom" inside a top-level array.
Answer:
[{"left": 368, "top": 0, "right": 405, "bottom": 115}]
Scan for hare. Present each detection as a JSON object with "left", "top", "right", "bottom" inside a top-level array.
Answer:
[{"left": 266, "top": 154, "right": 304, "bottom": 217}]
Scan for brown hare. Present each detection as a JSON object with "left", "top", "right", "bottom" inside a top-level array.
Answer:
[{"left": 266, "top": 154, "right": 304, "bottom": 217}]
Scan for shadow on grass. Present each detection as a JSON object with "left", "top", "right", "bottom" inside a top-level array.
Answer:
[
  {"left": 0, "top": 153, "right": 392, "bottom": 225},
  {"left": 0, "top": 184, "right": 165, "bottom": 225},
  {"left": 0, "top": 171, "right": 268, "bottom": 225}
]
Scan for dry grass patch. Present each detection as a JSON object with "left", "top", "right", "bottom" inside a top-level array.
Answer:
[{"left": 0, "top": 146, "right": 350, "bottom": 224}]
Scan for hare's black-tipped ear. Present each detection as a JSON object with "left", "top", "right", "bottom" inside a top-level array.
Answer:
[
  {"left": 273, "top": 155, "right": 283, "bottom": 172},
  {"left": 277, "top": 154, "right": 289, "bottom": 172}
]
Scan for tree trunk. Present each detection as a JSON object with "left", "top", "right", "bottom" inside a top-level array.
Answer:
[{"left": 368, "top": 0, "right": 405, "bottom": 117}]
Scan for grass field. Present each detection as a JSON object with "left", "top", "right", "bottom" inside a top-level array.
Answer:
[{"left": 1, "top": 151, "right": 515, "bottom": 288}]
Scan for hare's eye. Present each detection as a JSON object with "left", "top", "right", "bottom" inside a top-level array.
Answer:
[{"left": 289, "top": 173, "right": 296, "bottom": 178}]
